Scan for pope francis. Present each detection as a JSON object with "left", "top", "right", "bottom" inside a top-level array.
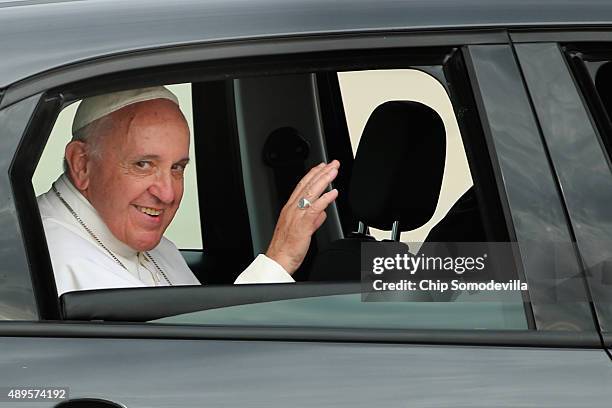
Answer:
[{"left": 38, "top": 86, "right": 340, "bottom": 295}]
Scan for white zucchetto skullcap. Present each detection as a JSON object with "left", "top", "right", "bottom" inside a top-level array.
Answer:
[{"left": 72, "top": 86, "right": 179, "bottom": 135}]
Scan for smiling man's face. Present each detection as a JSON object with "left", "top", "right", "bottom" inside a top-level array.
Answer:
[{"left": 75, "top": 98, "right": 190, "bottom": 251}]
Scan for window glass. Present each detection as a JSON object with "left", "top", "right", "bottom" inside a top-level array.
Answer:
[
  {"left": 32, "top": 83, "right": 202, "bottom": 250},
  {"left": 154, "top": 292, "right": 527, "bottom": 330}
]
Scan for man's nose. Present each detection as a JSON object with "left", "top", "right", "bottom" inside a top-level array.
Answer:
[{"left": 148, "top": 171, "right": 175, "bottom": 204}]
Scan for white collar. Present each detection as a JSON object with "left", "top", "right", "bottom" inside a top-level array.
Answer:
[{"left": 53, "top": 173, "right": 139, "bottom": 262}]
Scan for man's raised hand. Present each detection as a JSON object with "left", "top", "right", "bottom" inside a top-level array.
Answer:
[{"left": 265, "top": 160, "right": 340, "bottom": 274}]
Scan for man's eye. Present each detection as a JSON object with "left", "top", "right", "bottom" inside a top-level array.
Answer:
[
  {"left": 171, "top": 163, "right": 186, "bottom": 172},
  {"left": 135, "top": 161, "right": 152, "bottom": 169}
]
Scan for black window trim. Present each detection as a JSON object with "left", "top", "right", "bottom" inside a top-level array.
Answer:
[{"left": 0, "top": 321, "right": 602, "bottom": 348}]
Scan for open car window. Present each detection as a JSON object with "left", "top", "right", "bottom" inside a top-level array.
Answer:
[{"left": 16, "top": 42, "right": 594, "bottom": 335}]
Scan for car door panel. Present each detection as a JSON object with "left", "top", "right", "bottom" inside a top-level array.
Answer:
[{"left": 1, "top": 337, "right": 612, "bottom": 408}]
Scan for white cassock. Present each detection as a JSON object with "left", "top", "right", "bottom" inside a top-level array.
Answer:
[{"left": 38, "top": 174, "right": 294, "bottom": 295}]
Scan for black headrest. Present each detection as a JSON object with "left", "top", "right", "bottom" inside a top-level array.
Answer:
[{"left": 348, "top": 101, "right": 446, "bottom": 231}]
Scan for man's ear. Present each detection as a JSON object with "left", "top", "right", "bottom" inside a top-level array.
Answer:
[{"left": 65, "top": 141, "right": 91, "bottom": 191}]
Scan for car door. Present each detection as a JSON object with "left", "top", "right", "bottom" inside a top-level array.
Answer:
[{"left": 1, "top": 27, "right": 612, "bottom": 408}]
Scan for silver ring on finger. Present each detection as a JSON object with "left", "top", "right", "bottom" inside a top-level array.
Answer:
[{"left": 297, "top": 197, "right": 312, "bottom": 210}]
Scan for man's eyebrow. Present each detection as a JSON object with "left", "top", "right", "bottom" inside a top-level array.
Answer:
[
  {"left": 134, "top": 154, "right": 161, "bottom": 161},
  {"left": 133, "top": 155, "right": 190, "bottom": 163}
]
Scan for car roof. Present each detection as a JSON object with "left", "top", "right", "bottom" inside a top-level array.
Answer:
[{"left": 1, "top": 0, "right": 612, "bottom": 89}]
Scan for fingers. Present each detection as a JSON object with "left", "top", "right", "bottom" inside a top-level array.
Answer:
[
  {"left": 300, "top": 189, "right": 337, "bottom": 233},
  {"left": 308, "top": 188, "right": 338, "bottom": 214},
  {"left": 287, "top": 162, "right": 326, "bottom": 203},
  {"left": 289, "top": 160, "right": 340, "bottom": 204},
  {"left": 301, "top": 162, "right": 327, "bottom": 189},
  {"left": 305, "top": 166, "right": 339, "bottom": 202}
]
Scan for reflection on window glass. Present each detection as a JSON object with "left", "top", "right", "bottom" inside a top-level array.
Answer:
[{"left": 154, "top": 292, "right": 528, "bottom": 330}]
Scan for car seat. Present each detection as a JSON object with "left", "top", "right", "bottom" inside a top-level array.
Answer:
[
  {"left": 308, "top": 100, "right": 446, "bottom": 281},
  {"left": 425, "top": 186, "right": 486, "bottom": 243}
]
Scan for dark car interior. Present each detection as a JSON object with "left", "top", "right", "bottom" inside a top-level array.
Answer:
[
  {"left": 181, "top": 70, "right": 491, "bottom": 286},
  {"left": 565, "top": 45, "right": 612, "bottom": 163}
]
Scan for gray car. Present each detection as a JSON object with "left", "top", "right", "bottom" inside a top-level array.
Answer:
[{"left": 3, "top": 0, "right": 612, "bottom": 407}]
